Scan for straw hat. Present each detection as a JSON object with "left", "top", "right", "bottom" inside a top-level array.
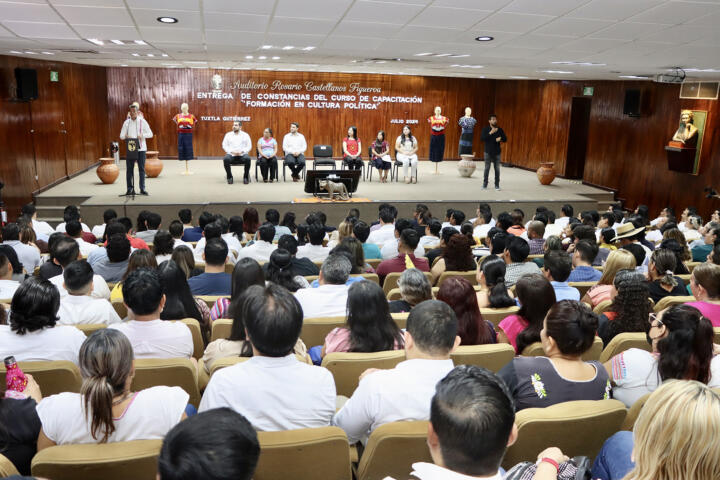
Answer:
[{"left": 611, "top": 222, "right": 646, "bottom": 242}]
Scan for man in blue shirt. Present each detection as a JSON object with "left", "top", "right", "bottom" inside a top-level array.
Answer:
[
  {"left": 542, "top": 250, "right": 580, "bottom": 301},
  {"left": 180, "top": 209, "right": 210, "bottom": 242},
  {"left": 568, "top": 240, "right": 603, "bottom": 282},
  {"left": 188, "top": 238, "right": 231, "bottom": 295},
  {"left": 353, "top": 221, "right": 382, "bottom": 260}
]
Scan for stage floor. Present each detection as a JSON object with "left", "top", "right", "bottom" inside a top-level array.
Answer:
[{"left": 36, "top": 159, "right": 613, "bottom": 226}]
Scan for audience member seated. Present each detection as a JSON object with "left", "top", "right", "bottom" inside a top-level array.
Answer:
[
  {"left": 597, "top": 269, "right": 652, "bottom": 346},
  {"left": 376, "top": 229, "right": 429, "bottom": 285},
  {"left": 353, "top": 221, "right": 382, "bottom": 260},
  {"left": 498, "top": 301, "right": 610, "bottom": 410},
  {"left": 567, "top": 240, "right": 602, "bottom": 282},
  {"left": 192, "top": 221, "right": 232, "bottom": 264},
  {"left": 607, "top": 304, "right": 719, "bottom": 408},
  {"left": 542, "top": 250, "right": 580, "bottom": 301},
  {"left": 169, "top": 220, "right": 193, "bottom": 251},
  {"left": 90, "top": 208, "right": 117, "bottom": 239},
  {"left": 503, "top": 236, "right": 541, "bottom": 287},
  {"left": 48, "top": 237, "right": 111, "bottom": 300},
  {"left": 0, "top": 277, "right": 88, "bottom": 364},
  {"left": 340, "top": 237, "right": 375, "bottom": 274},
  {"left": 202, "top": 287, "right": 307, "bottom": 374},
  {"left": 612, "top": 223, "right": 652, "bottom": 269},
  {"left": 380, "top": 218, "right": 426, "bottom": 260},
  {"left": 589, "top": 380, "right": 720, "bottom": 480},
  {"left": 327, "top": 218, "right": 355, "bottom": 249},
  {"left": 109, "top": 268, "right": 193, "bottom": 359},
  {"left": 230, "top": 222, "right": 272, "bottom": 263},
  {"left": 572, "top": 224, "right": 609, "bottom": 266},
  {"left": 660, "top": 234, "right": 691, "bottom": 274},
  {"left": 200, "top": 284, "right": 335, "bottom": 429},
  {"left": 294, "top": 223, "right": 330, "bottom": 262},
  {"left": 65, "top": 220, "right": 98, "bottom": 257},
  {"left": 581, "top": 249, "right": 636, "bottom": 308},
  {"left": 110, "top": 249, "right": 158, "bottom": 301},
  {"left": 271, "top": 234, "right": 319, "bottom": 277},
  {"left": 295, "top": 254, "right": 352, "bottom": 318},
  {"left": 389, "top": 365, "right": 517, "bottom": 480},
  {"left": 35, "top": 233, "right": 62, "bottom": 280},
  {"left": 158, "top": 260, "right": 210, "bottom": 336},
  {"left": 172, "top": 246, "right": 203, "bottom": 279},
  {"left": 57, "top": 261, "right": 121, "bottom": 325},
  {"left": 475, "top": 255, "right": 515, "bottom": 309},
  {"left": 209, "top": 258, "right": 264, "bottom": 321},
  {"left": 691, "top": 226, "right": 719, "bottom": 262},
  {"left": 506, "top": 209, "right": 526, "bottom": 236},
  {"left": 471, "top": 203, "right": 496, "bottom": 238},
  {"left": 646, "top": 249, "right": 688, "bottom": 303},
  {"left": 152, "top": 230, "right": 175, "bottom": 264},
  {"left": 1, "top": 223, "right": 40, "bottom": 274},
  {"left": 21, "top": 202, "right": 53, "bottom": 238},
  {"left": 188, "top": 239, "right": 232, "bottom": 296},
  {"left": 687, "top": 262, "right": 720, "bottom": 326},
  {"left": 333, "top": 300, "right": 460, "bottom": 444},
  {"left": 388, "top": 268, "right": 432, "bottom": 313},
  {"left": 430, "top": 234, "right": 476, "bottom": 285},
  {"left": 265, "top": 249, "right": 310, "bottom": 292},
  {"left": 598, "top": 227, "right": 618, "bottom": 251},
  {"left": 158, "top": 407, "right": 259, "bottom": 480},
  {"left": 426, "top": 226, "right": 458, "bottom": 268},
  {"left": 0, "top": 369, "right": 42, "bottom": 475},
  {"left": 623, "top": 243, "right": 648, "bottom": 275},
  {"left": 682, "top": 214, "right": 703, "bottom": 243},
  {"left": 90, "top": 233, "right": 132, "bottom": 283},
  {"left": 55, "top": 205, "right": 94, "bottom": 241},
  {"left": 367, "top": 206, "right": 397, "bottom": 245},
  {"left": 0, "top": 254, "right": 20, "bottom": 300},
  {"left": 437, "top": 277, "right": 496, "bottom": 345},
  {"left": 36, "top": 329, "right": 188, "bottom": 449},
  {"left": 178, "top": 208, "right": 204, "bottom": 242},
  {"left": 419, "top": 219, "right": 442, "bottom": 249},
  {"left": 323, "top": 281, "right": 404, "bottom": 355},
  {"left": 498, "top": 274, "right": 555, "bottom": 353},
  {"left": 526, "top": 220, "right": 546, "bottom": 255}
]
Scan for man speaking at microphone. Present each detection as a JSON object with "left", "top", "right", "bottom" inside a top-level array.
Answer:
[
  {"left": 480, "top": 114, "right": 507, "bottom": 191},
  {"left": 119, "top": 103, "right": 153, "bottom": 195}
]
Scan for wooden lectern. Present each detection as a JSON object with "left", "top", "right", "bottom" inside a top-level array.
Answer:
[{"left": 665, "top": 141, "right": 696, "bottom": 174}]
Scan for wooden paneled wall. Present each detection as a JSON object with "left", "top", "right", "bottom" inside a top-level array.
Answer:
[
  {"left": 106, "top": 68, "right": 495, "bottom": 160},
  {"left": 0, "top": 55, "right": 108, "bottom": 216}
]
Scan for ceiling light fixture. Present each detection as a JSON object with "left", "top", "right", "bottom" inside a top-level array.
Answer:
[
  {"left": 434, "top": 53, "right": 452, "bottom": 57},
  {"left": 157, "top": 16, "right": 178, "bottom": 24},
  {"left": 684, "top": 68, "right": 720, "bottom": 72},
  {"left": 245, "top": 55, "right": 254, "bottom": 59},
  {"left": 41, "top": 51, "right": 54, "bottom": 55},
  {"left": 449, "top": 54, "right": 470, "bottom": 58},
  {"left": 86, "top": 38, "right": 104, "bottom": 46},
  {"left": 120, "top": 64, "right": 128, "bottom": 66},
  {"left": 302, "top": 46, "right": 315, "bottom": 51},
  {"left": 110, "top": 39, "right": 124, "bottom": 45},
  {"left": 551, "top": 61, "right": 605, "bottom": 66},
  {"left": 258, "top": 55, "right": 266, "bottom": 59},
  {"left": 475, "top": 36, "right": 493, "bottom": 42},
  {"left": 272, "top": 56, "right": 280, "bottom": 60},
  {"left": 619, "top": 75, "right": 649, "bottom": 79},
  {"left": 147, "top": 53, "right": 154, "bottom": 57},
  {"left": 414, "top": 52, "right": 433, "bottom": 56},
  {"left": 541, "top": 70, "right": 573, "bottom": 74},
  {"left": 161, "top": 53, "right": 168, "bottom": 57},
  {"left": 24, "top": 51, "right": 37, "bottom": 54},
  {"left": 131, "top": 53, "right": 140, "bottom": 57},
  {"left": 282, "top": 46, "right": 294, "bottom": 50},
  {"left": 134, "top": 40, "right": 147, "bottom": 45},
  {"left": 261, "top": 45, "right": 272, "bottom": 49},
  {"left": 9, "top": 50, "right": 21, "bottom": 54},
  {"left": 510, "top": 76, "right": 529, "bottom": 79}
]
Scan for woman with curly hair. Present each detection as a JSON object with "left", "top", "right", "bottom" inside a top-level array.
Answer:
[
  {"left": 597, "top": 269, "right": 652, "bottom": 346},
  {"left": 430, "top": 233, "right": 476, "bottom": 284},
  {"left": 436, "top": 276, "right": 496, "bottom": 345}
]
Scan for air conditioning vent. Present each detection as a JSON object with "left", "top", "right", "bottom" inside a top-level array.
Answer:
[
  {"left": 680, "top": 82, "right": 719, "bottom": 100},
  {"left": 59, "top": 49, "right": 98, "bottom": 54}
]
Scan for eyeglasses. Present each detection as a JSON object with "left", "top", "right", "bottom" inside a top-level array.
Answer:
[{"left": 648, "top": 313, "right": 663, "bottom": 328}]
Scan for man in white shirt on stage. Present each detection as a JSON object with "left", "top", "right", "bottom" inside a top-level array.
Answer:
[
  {"left": 119, "top": 103, "right": 153, "bottom": 195},
  {"left": 282, "top": 122, "right": 307, "bottom": 182},
  {"left": 222, "top": 121, "right": 252, "bottom": 185}
]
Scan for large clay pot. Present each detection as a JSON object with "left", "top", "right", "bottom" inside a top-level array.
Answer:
[
  {"left": 458, "top": 154, "right": 476, "bottom": 178},
  {"left": 536, "top": 162, "right": 556, "bottom": 185},
  {"left": 96, "top": 157, "right": 119, "bottom": 184},
  {"left": 145, "top": 150, "right": 163, "bottom": 178}
]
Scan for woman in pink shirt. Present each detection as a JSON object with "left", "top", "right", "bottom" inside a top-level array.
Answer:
[
  {"left": 322, "top": 281, "right": 404, "bottom": 356},
  {"left": 498, "top": 274, "right": 556, "bottom": 353},
  {"left": 687, "top": 262, "right": 720, "bottom": 327}
]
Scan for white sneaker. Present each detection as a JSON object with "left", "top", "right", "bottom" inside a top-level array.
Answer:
[{"left": 495, "top": 186, "right": 501, "bottom": 191}]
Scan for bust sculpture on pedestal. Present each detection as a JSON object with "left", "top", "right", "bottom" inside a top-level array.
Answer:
[{"left": 671, "top": 109, "right": 698, "bottom": 147}]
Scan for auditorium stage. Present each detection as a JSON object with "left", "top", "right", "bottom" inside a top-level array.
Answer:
[{"left": 35, "top": 160, "right": 614, "bottom": 227}]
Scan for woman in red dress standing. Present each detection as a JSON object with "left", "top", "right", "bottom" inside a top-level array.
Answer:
[{"left": 428, "top": 106, "right": 449, "bottom": 174}]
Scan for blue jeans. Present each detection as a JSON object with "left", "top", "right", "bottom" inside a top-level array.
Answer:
[
  {"left": 591, "top": 431, "right": 635, "bottom": 480},
  {"left": 483, "top": 152, "right": 501, "bottom": 188}
]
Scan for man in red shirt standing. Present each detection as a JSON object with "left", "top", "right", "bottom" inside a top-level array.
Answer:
[{"left": 376, "top": 229, "right": 429, "bottom": 286}]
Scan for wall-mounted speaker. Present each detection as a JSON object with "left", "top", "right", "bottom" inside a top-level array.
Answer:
[
  {"left": 623, "top": 89, "right": 641, "bottom": 117},
  {"left": 15, "top": 68, "right": 38, "bottom": 101}
]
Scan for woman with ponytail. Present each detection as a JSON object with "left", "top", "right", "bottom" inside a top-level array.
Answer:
[
  {"left": 36, "top": 329, "right": 188, "bottom": 449},
  {"left": 646, "top": 248, "right": 687, "bottom": 303},
  {"left": 497, "top": 273, "right": 556, "bottom": 353},
  {"left": 606, "top": 304, "right": 720, "bottom": 407},
  {"left": 475, "top": 254, "right": 515, "bottom": 308}
]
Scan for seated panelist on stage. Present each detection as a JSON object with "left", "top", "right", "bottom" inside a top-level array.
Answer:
[
  {"left": 222, "top": 121, "right": 252, "bottom": 185},
  {"left": 257, "top": 127, "right": 278, "bottom": 183},
  {"left": 119, "top": 103, "right": 153, "bottom": 196},
  {"left": 342, "top": 126, "right": 362, "bottom": 171},
  {"left": 282, "top": 122, "right": 307, "bottom": 182},
  {"left": 395, "top": 125, "right": 419, "bottom": 184},
  {"left": 370, "top": 130, "right": 391, "bottom": 183}
]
